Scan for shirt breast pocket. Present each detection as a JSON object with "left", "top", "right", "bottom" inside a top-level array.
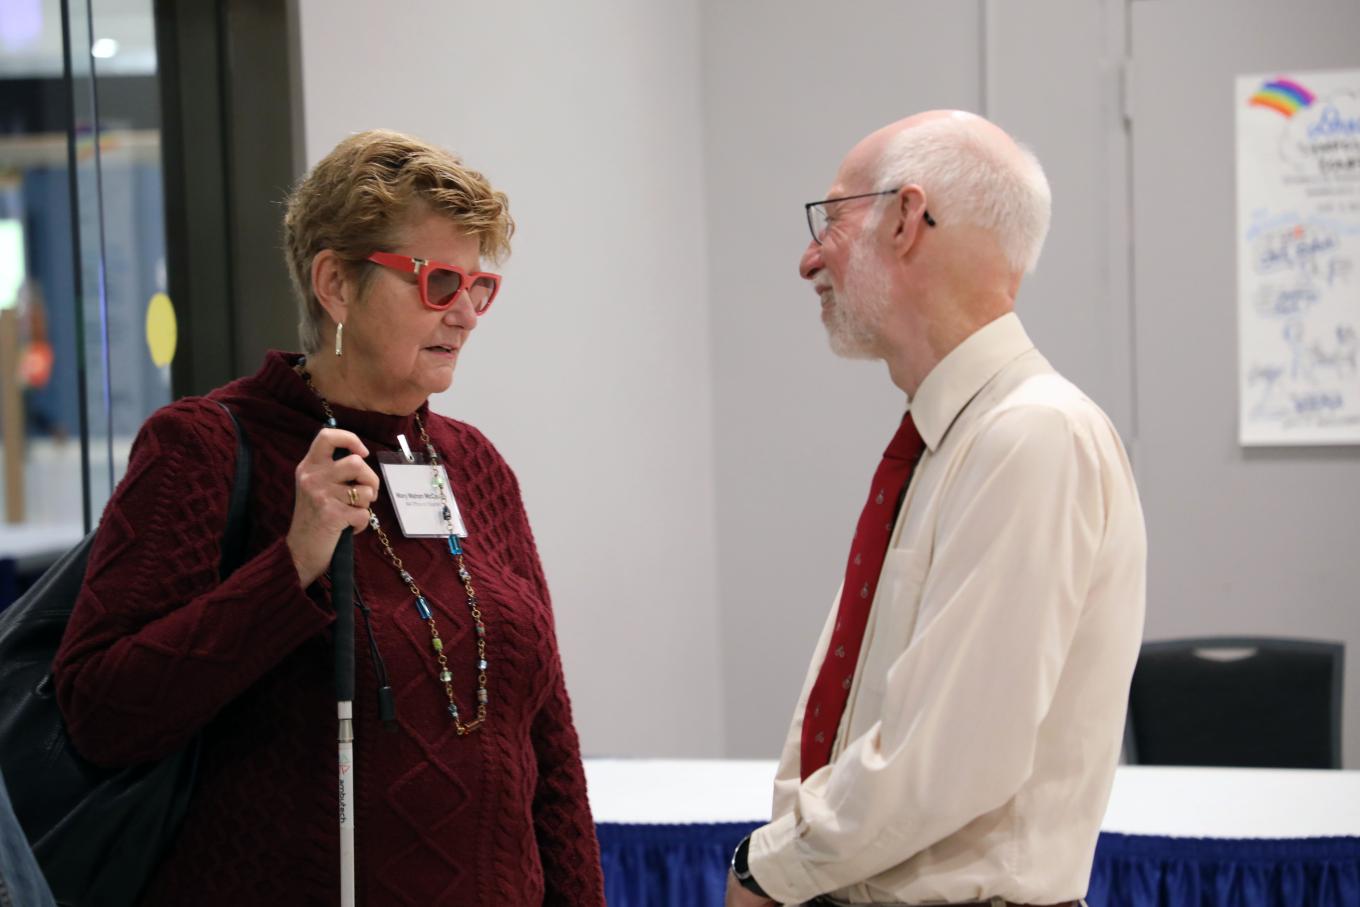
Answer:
[{"left": 858, "top": 546, "right": 931, "bottom": 696}]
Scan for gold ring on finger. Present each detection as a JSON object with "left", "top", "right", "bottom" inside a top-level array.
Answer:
[{"left": 347, "top": 486, "right": 359, "bottom": 508}]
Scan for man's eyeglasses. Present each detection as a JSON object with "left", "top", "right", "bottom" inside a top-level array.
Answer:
[
  {"left": 804, "top": 188, "right": 936, "bottom": 245},
  {"left": 367, "top": 251, "right": 502, "bottom": 314}
]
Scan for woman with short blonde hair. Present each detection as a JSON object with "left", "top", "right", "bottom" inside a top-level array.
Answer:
[{"left": 56, "top": 129, "right": 604, "bottom": 905}]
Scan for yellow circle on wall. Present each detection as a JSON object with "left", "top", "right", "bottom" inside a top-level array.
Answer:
[{"left": 146, "top": 292, "right": 177, "bottom": 367}]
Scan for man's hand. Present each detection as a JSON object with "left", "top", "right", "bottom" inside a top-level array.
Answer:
[{"left": 725, "top": 869, "right": 779, "bottom": 907}]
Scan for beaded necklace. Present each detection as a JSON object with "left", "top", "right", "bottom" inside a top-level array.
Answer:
[{"left": 297, "top": 363, "right": 489, "bottom": 736}]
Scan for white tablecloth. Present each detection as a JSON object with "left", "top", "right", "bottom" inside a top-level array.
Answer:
[{"left": 584, "top": 758, "right": 1360, "bottom": 838}]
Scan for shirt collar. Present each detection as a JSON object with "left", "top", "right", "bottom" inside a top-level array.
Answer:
[{"left": 909, "top": 312, "right": 1035, "bottom": 452}]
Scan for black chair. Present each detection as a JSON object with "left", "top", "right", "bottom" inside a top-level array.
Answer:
[{"left": 1124, "top": 636, "right": 1345, "bottom": 769}]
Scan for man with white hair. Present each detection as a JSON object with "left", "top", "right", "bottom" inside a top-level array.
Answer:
[{"left": 726, "top": 111, "right": 1146, "bottom": 907}]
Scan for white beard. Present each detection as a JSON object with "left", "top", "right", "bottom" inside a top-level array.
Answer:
[{"left": 822, "top": 239, "right": 891, "bottom": 360}]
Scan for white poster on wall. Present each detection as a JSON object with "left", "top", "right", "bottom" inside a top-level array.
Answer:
[{"left": 1237, "top": 69, "right": 1360, "bottom": 446}]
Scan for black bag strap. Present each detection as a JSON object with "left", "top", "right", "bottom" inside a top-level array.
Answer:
[{"left": 213, "top": 400, "right": 252, "bottom": 579}]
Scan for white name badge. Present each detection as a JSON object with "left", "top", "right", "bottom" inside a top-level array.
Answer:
[{"left": 378, "top": 459, "right": 468, "bottom": 538}]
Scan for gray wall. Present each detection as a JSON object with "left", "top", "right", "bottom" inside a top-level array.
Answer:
[
  {"left": 983, "top": 0, "right": 1134, "bottom": 439},
  {"left": 297, "top": 0, "right": 726, "bottom": 757},
  {"left": 1126, "top": 0, "right": 1360, "bottom": 769},
  {"left": 701, "top": 0, "right": 985, "bottom": 759}
]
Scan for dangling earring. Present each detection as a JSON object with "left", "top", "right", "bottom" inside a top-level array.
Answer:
[{"left": 335, "top": 321, "right": 344, "bottom": 358}]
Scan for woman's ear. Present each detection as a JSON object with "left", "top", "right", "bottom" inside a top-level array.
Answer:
[{"left": 311, "top": 249, "right": 352, "bottom": 327}]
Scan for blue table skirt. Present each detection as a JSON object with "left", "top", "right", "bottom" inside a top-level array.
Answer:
[
  {"left": 1090, "top": 833, "right": 1360, "bottom": 907},
  {"left": 595, "top": 822, "right": 1360, "bottom": 907}
]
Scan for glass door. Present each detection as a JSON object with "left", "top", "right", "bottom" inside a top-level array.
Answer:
[
  {"left": 67, "top": 0, "right": 172, "bottom": 522},
  {"left": 0, "top": 0, "right": 170, "bottom": 606}
]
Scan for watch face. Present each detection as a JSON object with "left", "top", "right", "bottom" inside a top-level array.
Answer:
[
  {"left": 733, "top": 834, "right": 752, "bottom": 877},
  {"left": 732, "top": 835, "right": 769, "bottom": 897}
]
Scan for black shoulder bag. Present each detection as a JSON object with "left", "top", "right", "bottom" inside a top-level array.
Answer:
[{"left": 0, "top": 401, "right": 251, "bottom": 907}]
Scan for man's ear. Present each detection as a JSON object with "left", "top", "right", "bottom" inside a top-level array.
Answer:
[
  {"left": 311, "top": 249, "right": 352, "bottom": 328},
  {"left": 890, "top": 185, "right": 930, "bottom": 260}
]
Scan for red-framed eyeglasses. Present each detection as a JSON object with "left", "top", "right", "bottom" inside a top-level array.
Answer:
[{"left": 366, "top": 251, "right": 502, "bottom": 314}]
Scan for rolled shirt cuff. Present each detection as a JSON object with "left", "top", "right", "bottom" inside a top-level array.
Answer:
[{"left": 747, "top": 812, "right": 824, "bottom": 905}]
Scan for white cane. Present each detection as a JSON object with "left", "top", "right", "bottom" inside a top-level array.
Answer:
[
  {"left": 338, "top": 699, "right": 354, "bottom": 905},
  {"left": 332, "top": 450, "right": 357, "bottom": 907}
]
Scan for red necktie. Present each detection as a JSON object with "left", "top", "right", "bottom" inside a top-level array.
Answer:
[{"left": 800, "top": 412, "right": 924, "bottom": 780}]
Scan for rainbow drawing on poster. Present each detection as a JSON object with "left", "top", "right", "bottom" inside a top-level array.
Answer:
[{"left": 1248, "top": 78, "right": 1316, "bottom": 118}]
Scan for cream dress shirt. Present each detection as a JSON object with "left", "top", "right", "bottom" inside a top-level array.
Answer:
[{"left": 748, "top": 313, "right": 1147, "bottom": 905}]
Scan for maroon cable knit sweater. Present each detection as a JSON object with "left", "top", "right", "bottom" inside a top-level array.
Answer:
[{"left": 53, "top": 351, "right": 604, "bottom": 906}]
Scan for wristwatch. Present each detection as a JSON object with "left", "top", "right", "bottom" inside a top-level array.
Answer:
[{"left": 731, "top": 833, "right": 773, "bottom": 899}]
